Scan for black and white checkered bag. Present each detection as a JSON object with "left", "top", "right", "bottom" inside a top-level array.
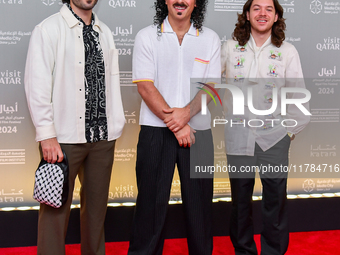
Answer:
[{"left": 33, "top": 152, "right": 69, "bottom": 208}]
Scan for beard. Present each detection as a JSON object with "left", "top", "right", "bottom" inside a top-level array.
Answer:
[{"left": 71, "top": 0, "right": 98, "bottom": 11}]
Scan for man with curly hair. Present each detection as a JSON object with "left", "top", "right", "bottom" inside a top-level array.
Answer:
[
  {"left": 221, "top": 0, "right": 310, "bottom": 254},
  {"left": 127, "top": 0, "right": 221, "bottom": 254}
]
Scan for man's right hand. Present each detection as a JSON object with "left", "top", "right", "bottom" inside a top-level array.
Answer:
[
  {"left": 40, "top": 138, "right": 63, "bottom": 164},
  {"left": 163, "top": 107, "right": 190, "bottom": 133},
  {"left": 174, "top": 125, "right": 196, "bottom": 148}
]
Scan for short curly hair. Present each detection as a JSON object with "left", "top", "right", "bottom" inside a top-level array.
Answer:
[
  {"left": 153, "top": 0, "right": 208, "bottom": 33},
  {"left": 233, "top": 0, "right": 286, "bottom": 47},
  {"left": 62, "top": 0, "right": 70, "bottom": 3}
]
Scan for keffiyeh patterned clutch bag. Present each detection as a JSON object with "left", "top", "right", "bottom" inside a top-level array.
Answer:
[{"left": 33, "top": 152, "right": 69, "bottom": 208}]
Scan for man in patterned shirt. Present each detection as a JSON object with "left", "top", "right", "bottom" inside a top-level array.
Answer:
[
  {"left": 221, "top": 0, "right": 310, "bottom": 254},
  {"left": 25, "top": 0, "right": 125, "bottom": 254}
]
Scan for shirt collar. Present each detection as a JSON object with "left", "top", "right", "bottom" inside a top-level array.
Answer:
[
  {"left": 248, "top": 33, "right": 272, "bottom": 51},
  {"left": 161, "top": 16, "right": 199, "bottom": 37},
  {"left": 60, "top": 4, "right": 102, "bottom": 32}
]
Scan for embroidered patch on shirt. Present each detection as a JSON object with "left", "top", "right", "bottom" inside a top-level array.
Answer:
[
  {"left": 264, "top": 94, "right": 274, "bottom": 104},
  {"left": 262, "top": 122, "right": 275, "bottom": 130},
  {"left": 264, "top": 82, "right": 276, "bottom": 90},
  {"left": 234, "top": 55, "right": 246, "bottom": 69},
  {"left": 267, "top": 64, "right": 279, "bottom": 77},
  {"left": 268, "top": 50, "right": 283, "bottom": 61},
  {"left": 234, "top": 73, "right": 245, "bottom": 83},
  {"left": 233, "top": 44, "right": 247, "bottom": 52},
  {"left": 231, "top": 118, "right": 245, "bottom": 124}
]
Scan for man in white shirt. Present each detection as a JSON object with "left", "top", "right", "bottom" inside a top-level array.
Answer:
[
  {"left": 25, "top": 0, "right": 125, "bottom": 254},
  {"left": 221, "top": 0, "right": 310, "bottom": 254},
  {"left": 127, "top": 0, "right": 220, "bottom": 254}
]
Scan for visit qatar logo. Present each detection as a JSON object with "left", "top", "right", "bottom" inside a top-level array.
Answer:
[{"left": 109, "top": 0, "right": 136, "bottom": 8}]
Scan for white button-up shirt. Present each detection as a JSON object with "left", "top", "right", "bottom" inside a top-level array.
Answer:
[
  {"left": 133, "top": 17, "right": 221, "bottom": 130},
  {"left": 221, "top": 35, "right": 310, "bottom": 156},
  {"left": 25, "top": 5, "right": 125, "bottom": 143}
]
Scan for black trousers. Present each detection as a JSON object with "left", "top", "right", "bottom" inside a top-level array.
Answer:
[
  {"left": 128, "top": 126, "right": 214, "bottom": 255},
  {"left": 228, "top": 135, "right": 291, "bottom": 255}
]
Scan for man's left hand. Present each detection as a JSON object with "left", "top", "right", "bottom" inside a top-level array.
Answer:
[
  {"left": 174, "top": 124, "right": 196, "bottom": 148},
  {"left": 163, "top": 107, "right": 190, "bottom": 132}
]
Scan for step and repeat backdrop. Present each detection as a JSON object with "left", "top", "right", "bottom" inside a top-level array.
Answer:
[{"left": 0, "top": 0, "right": 339, "bottom": 207}]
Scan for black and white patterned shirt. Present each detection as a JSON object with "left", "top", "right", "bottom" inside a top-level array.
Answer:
[{"left": 68, "top": 4, "right": 108, "bottom": 143}]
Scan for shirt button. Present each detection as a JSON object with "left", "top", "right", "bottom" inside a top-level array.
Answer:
[
  {"left": 80, "top": 117, "right": 82, "bottom": 119},
  {"left": 79, "top": 62, "right": 81, "bottom": 64},
  {"left": 79, "top": 89, "right": 82, "bottom": 91}
]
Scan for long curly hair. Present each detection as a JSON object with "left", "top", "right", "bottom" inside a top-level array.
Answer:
[
  {"left": 232, "top": 0, "right": 286, "bottom": 47},
  {"left": 153, "top": 0, "right": 208, "bottom": 34}
]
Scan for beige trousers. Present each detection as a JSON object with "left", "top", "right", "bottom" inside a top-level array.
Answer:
[{"left": 37, "top": 140, "right": 115, "bottom": 255}]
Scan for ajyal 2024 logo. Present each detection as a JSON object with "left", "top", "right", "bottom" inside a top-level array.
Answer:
[{"left": 199, "top": 82, "right": 311, "bottom": 128}]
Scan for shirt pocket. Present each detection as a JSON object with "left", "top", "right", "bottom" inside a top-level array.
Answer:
[
  {"left": 191, "top": 57, "right": 210, "bottom": 78},
  {"left": 109, "top": 49, "right": 119, "bottom": 75}
]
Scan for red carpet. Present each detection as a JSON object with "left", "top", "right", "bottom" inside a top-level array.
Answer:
[{"left": 0, "top": 230, "right": 339, "bottom": 254}]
